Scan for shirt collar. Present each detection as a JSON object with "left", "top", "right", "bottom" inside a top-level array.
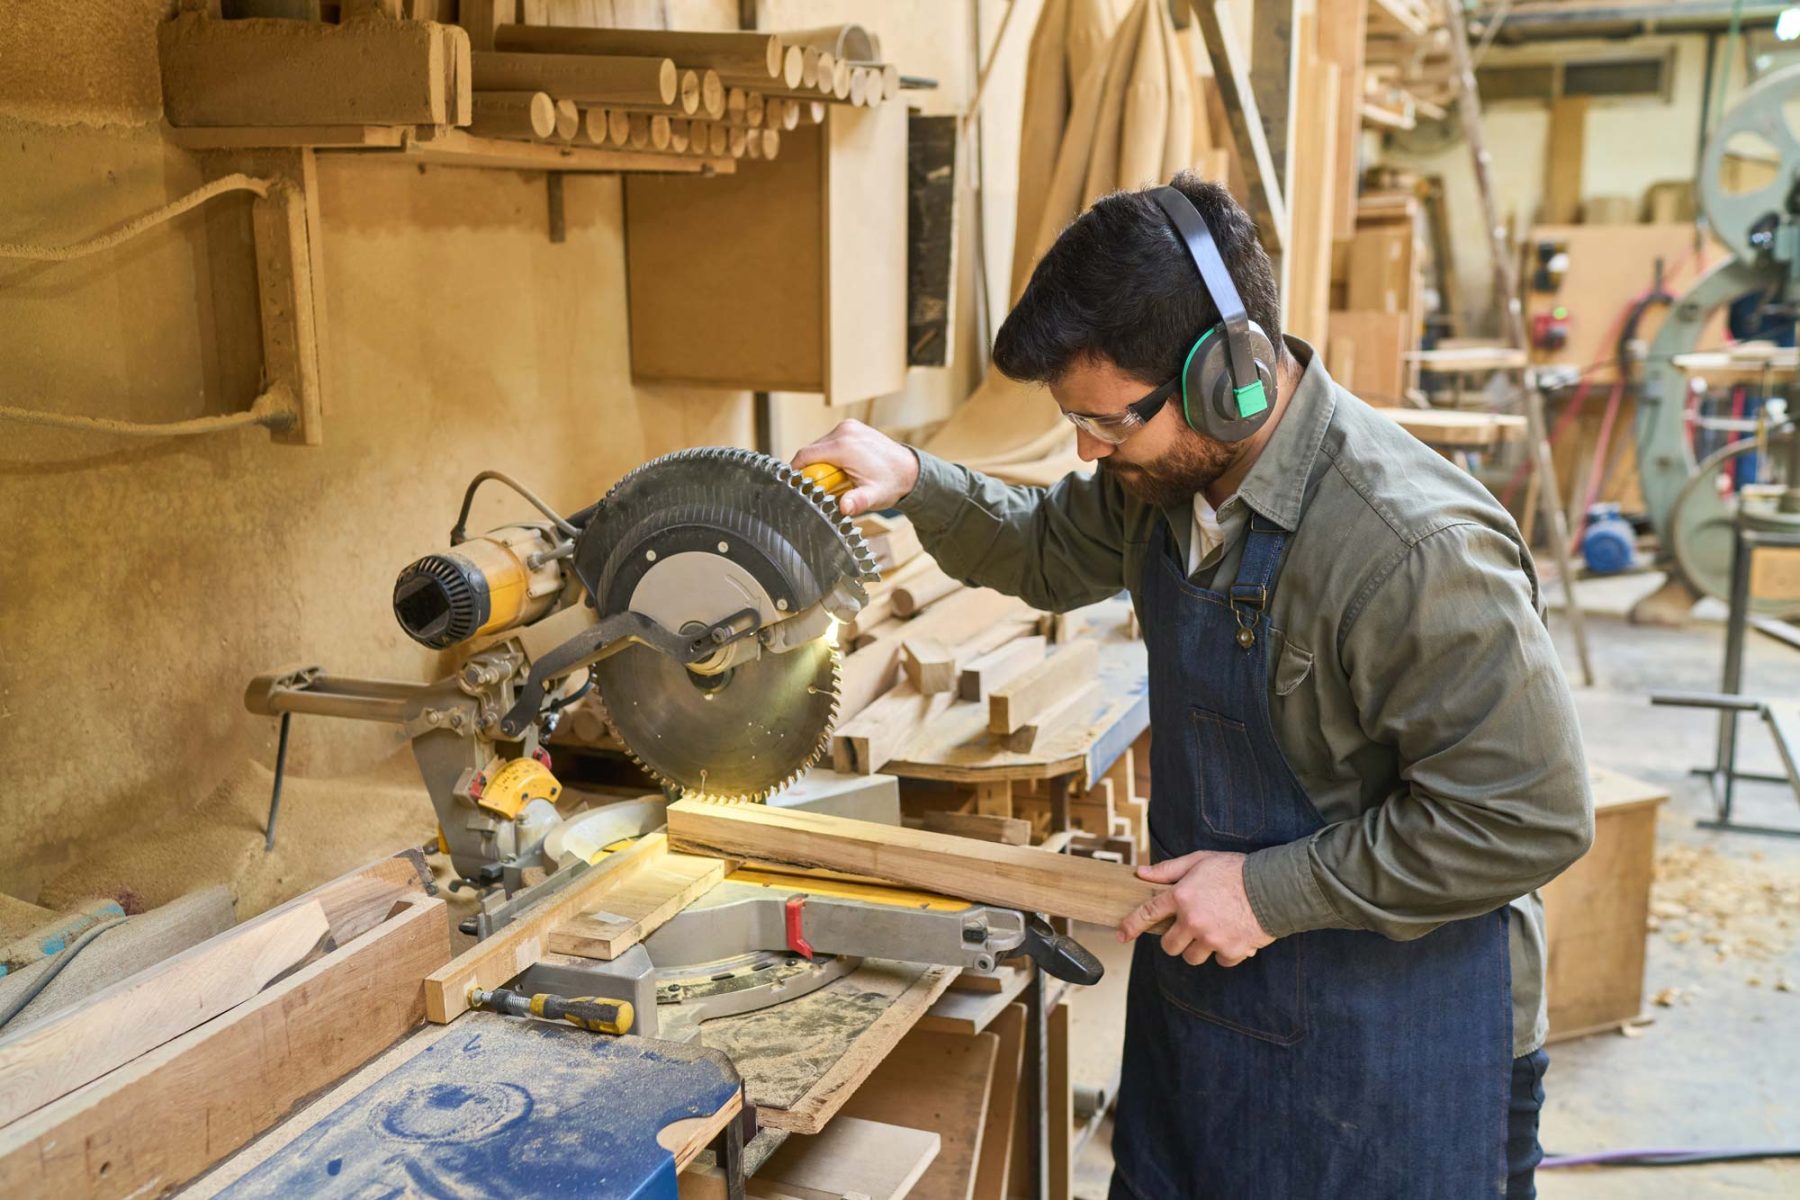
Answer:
[{"left": 1217, "top": 336, "right": 1336, "bottom": 532}]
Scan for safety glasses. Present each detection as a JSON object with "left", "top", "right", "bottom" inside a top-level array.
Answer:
[{"left": 1061, "top": 374, "right": 1181, "bottom": 445}]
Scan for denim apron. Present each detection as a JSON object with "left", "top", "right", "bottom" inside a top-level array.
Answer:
[{"left": 1110, "top": 514, "right": 1513, "bottom": 1199}]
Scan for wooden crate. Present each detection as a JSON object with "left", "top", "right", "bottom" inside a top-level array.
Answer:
[
  {"left": 1542, "top": 766, "right": 1667, "bottom": 1041},
  {"left": 623, "top": 101, "right": 907, "bottom": 404}
]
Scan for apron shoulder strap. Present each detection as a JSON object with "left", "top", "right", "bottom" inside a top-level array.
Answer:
[{"left": 1229, "top": 513, "right": 1290, "bottom": 617}]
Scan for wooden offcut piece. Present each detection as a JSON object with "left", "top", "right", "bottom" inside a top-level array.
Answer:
[
  {"left": 959, "top": 635, "right": 1047, "bottom": 702},
  {"left": 424, "top": 833, "right": 668, "bottom": 1022},
  {"left": 901, "top": 636, "right": 958, "bottom": 695},
  {"left": 988, "top": 641, "right": 1101, "bottom": 736},
  {"left": 158, "top": 11, "right": 469, "bottom": 127},
  {"left": 921, "top": 810, "right": 1031, "bottom": 846},
  {"left": 548, "top": 849, "right": 726, "bottom": 961},
  {"left": 0, "top": 900, "right": 329, "bottom": 1128},
  {"left": 893, "top": 563, "right": 961, "bottom": 616},
  {"left": 0, "top": 894, "right": 448, "bottom": 1200},
  {"left": 472, "top": 51, "right": 678, "bottom": 106},
  {"left": 1003, "top": 680, "right": 1105, "bottom": 753},
  {"left": 667, "top": 801, "right": 1166, "bottom": 929}
]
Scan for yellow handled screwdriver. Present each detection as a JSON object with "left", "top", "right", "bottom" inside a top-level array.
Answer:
[{"left": 468, "top": 986, "right": 634, "bottom": 1035}]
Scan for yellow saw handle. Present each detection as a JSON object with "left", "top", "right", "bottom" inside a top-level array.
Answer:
[{"left": 801, "top": 462, "right": 853, "bottom": 500}]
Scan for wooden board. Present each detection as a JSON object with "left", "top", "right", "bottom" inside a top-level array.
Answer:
[
  {"left": 756, "top": 1116, "right": 940, "bottom": 1200},
  {"left": 699, "top": 960, "right": 956, "bottom": 1134},
  {"left": 1543, "top": 766, "right": 1667, "bottom": 1038},
  {"left": 1321, "top": 0, "right": 1369, "bottom": 241},
  {"left": 971, "top": 1003, "right": 1026, "bottom": 1200},
  {"left": 0, "top": 895, "right": 448, "bottom": 1200},
  {"left": 838, "top": 1028, "right": 999, "bottom": 1200},
  {"left": 1005, "top": 681, "right": 1105, "bottom": 753},
  {"left": 1375, "top": 407, "right": 1528, "bottom": 447},
  {"left": 667, "top": 802, "right": 1166, "bottom": 930},
  {"left": 959, "top": 636, "right": 1046, "bottom": 702},
  {"left": 921, "top": 810, "right": 1032, "bottom": 845},
  {"left": 424, "top": 833, "right": 669, "bottom": 1022},
  {"left": 1327, "top": 308, "right": 1411, "bottom": 402},
  {"left": 988, "top": 642, "right": 1101, "bottom": 736},
  {"left": 919, "top": 962, "right": 1032, "bottom": 1037},
  {"left": 0, "top": 899, "right": 328, "bottom": 1128},
  {"left": 1283, "top": 16, "right": 1337, "bottom": 346},
  {"left": 547, "top": 849, "right": 726, "bottom": 960},
  {"left": 833, "top": 683, "right": 958, "bottom": 774}
]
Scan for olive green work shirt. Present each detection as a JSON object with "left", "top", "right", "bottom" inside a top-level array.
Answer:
[{"left": 898, "top": 340, "right": 1594, "bottom": 1056}]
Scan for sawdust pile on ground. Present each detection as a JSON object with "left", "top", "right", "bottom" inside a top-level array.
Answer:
[
  {"left": 1647, "top": 843, "right": 1799, "bottom": 1006},
  {"left": 31, "top": 750, "right": 437, "bottom": 921}
]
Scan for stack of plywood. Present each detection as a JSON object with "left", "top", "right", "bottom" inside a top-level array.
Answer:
[{"left": 1327, "top": 192, "right": 1425, "bottom": 404}]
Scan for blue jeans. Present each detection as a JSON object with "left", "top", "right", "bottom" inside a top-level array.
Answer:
[
  {"left": 1508, "top": 1049, "right": 1549, "bottom": 1199},
  {"left": 1108, "top": 1049, "right": 1551, "bottom": 1198}
]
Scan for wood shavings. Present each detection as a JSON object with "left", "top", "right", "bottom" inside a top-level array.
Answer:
[{"left": 1651, "top": 843, "right": 1800, "bottom": 991}]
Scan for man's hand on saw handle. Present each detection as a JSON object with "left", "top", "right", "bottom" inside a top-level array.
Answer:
[
  {"left": 792, "top": 420, "right": 920, "bottom": 518},
  {"left": 1119, "top": 851, "right": 1275, "bottom": 968}
]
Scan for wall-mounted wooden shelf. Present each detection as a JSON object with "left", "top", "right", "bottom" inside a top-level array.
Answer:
[{"left": 167, "top": 124, "right": 736, "bottom": 176}]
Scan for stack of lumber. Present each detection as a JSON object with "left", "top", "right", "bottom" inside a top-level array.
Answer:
[
  {"left": 1327, "top": 192, "right": 1426, "bottom": 404},
  {"left": 831, "top": 513, "right": 1064, "bottom": 770}
]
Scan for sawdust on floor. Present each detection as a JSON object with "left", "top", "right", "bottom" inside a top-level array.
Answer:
[
  {"left": 26, "top": 748, "right": 439, "bottom": 921},
  {"left": 1645, "top": 842, "right": 1799, "bottom": 1007}
]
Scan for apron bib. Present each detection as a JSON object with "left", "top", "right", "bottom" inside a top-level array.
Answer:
[{"left": 1110, "top": 514, "right": 1512, "bottom": 1199}]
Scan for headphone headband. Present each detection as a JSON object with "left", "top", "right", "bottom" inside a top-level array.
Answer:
[{"left": 1146, "top": 186, "right": 1262, "bottom": 397}]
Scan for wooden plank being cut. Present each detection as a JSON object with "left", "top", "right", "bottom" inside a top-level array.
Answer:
[
  {"left": 548, "top": 849, "right": 726, "bottom": 960},
  {"left": 424, "top": 833, "right": 669, "bottom": 1022},
  {"left": 0, "top": 895, "right": 448, "bottom": 1200},
  {"left": 667, "top": 801, "right": 1166, "bottom": 929},
  {"left": 0, "top": 900, "right": 329, "bottom": 1128},
  {"left": 838, "top": 1028, "right": 998, "bottom": 1200},
  {"left": 755, "top": 1116, "right": 940, "bottom": 1200},
  {"left": 158, "top": 11, "right": 468, "bottom": 127},
  {"left": 988, "top": 641, "right": 1101, "bottom": 736}
]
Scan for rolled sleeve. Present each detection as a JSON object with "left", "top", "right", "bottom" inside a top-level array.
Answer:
[{"left": 1244, "top": 836, "right": 1349, "bottom": 937}]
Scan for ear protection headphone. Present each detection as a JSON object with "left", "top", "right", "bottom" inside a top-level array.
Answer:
[{"left": 1147, "top": 185, "right": 1279, "bottom": 444}]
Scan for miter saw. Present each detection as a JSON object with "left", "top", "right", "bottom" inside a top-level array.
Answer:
[{"left": 246, "top": 448, "right": 877, "bottom": 891}]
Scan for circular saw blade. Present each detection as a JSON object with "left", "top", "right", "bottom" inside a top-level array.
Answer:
[
  {"left": 575, "top": 447, "right": 874, "bottom": 801},
  {"left": 595, "top": 638, "right": 840, "bottom": 801}
]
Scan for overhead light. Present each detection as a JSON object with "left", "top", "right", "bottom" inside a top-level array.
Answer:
[{"left": 1777, "top": 7, "right": 1800, "bottom": 40}]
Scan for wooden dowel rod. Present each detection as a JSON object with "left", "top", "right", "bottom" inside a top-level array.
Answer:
[
  {"left": 849, "top": 67, "right": 870, "bottom": 107},
  {"left": 627, "top": 112, "right": 650, "bottom": 150},
  {"left": 491, "top": 26, "right": 780, "bottom": 78},
  {"left": 831, "top": 58, "right": 851, "bottom": 100},
  {"left": 669, "top": 118, "right": 690, "bottom": 153},
  {"left": 728, "top": 126, "right": 747, "bottom": 158},
  {"left": 650, "top": 113, "right": 671, "bottom": 150},
  {"left": 471, "top": 52, "right": 678, "bottom": 106},
  {"left": 553, "top": 98, "right": 579, "bottom": 141},
  {"left": 607, "top": 107, "right": 631, "bottom": 148},
  {"left": 800, "top": 45, "right": 821, "bottom": 89},
  {"left": 583, "top": 106, "right": 607, "bottom": 145},
  {"left": 816, "top": 51, "right": 836, "bottom": 95},
  {"left": 469, "top": 90, "right": 556, "bottom": 141},
  {"left": 760, "top": 128, "right": 780, "bottom": 159},
  {"left": 676, "top": 68, "right": 700, "bottom": 115},
  {"left": 707, "top": 121, "right": 726, "bottom": 157},
  {"left": 746, "top": 90, "right": 765, "bottom": 128},
  {"left": 726, "top": 87, "right": 747, "bottom": 120}
]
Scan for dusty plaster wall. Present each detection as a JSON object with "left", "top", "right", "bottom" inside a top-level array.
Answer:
[{"left": 0, "top": 2, "right": 753, "bottom": 899}]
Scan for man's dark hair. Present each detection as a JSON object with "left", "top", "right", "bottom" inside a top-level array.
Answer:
[{"left": 991, "top": 173, "right": 1284, "bottom": 388}]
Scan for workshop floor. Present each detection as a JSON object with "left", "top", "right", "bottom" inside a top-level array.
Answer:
[{"left": 1074, "top": 571, "right": 1800, "bottom": 1199}]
